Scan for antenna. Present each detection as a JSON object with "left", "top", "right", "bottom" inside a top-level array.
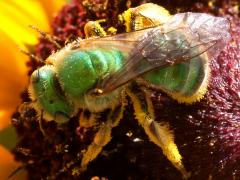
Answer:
[
  {"left": 29, "top": 25, "right": 62, "bottom": 49},
  {"left": 7, "top": 166, "right": 23, "bottom": 180},
  {"left": 19, "top": 48, "right": 44, "bottom": 63}
]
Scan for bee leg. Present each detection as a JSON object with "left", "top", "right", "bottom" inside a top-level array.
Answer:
[
  {"left": 84, "top": 20, "right": 107, "bottom": 38},
  {"left": 80, "top": 94, "right": 126, "bottom": 172},
  {"left": 18, "top": 102, "right": 48, "bottom": 137},
  {"left": 79, "top": 110, "right": 99, "bottom": 128},
  {"left": 39, "top": 110, "right": 47, "bottom": 136},
  {"left": 126, "top": 82, "right": 190, "bottom": 179},
  {"left": 84, "top": 20, "right": 117, "bottom": 38}
]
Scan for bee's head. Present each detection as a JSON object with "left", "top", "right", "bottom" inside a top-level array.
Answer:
[{"left": 29, "top": 66, "right": 74, "bottom": 123}]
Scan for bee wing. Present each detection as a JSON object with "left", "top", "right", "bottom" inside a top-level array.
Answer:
[
  {"left": 79, "top": 12, "right": 230, "bottom": 94},
  {"left": 77, "top": 27, "right": 153, "bottom": 53}
]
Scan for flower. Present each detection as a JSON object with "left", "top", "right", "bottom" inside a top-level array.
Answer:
[
  {"left": 4, "top": 0, "right": 240, "bottom": 179},
  {"left": 0, "top": 0, "right": 65, "bottom": 179}
]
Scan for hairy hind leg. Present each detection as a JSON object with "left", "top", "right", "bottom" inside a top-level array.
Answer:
[
  {"left": 79, "top": 110, "right": 99, "bottom": 128},
  {"left": 80, "top": 93, "right": 127, "bottom": 171},
  {"left": 126, "top": 82, "right": 190, "bottom": 179}
]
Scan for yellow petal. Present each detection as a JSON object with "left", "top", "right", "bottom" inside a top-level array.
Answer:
[
  {"left": 0, "top": 1, "right": 48, "bottom": 48},
  {"left": 0, "top": 0, "right": 66, "bottom": 179},
  {"left": 0, "top": 0, "right": 65, "bottom": 49},
  {"left": 0, "top": 146, "right": 27, "bottom": 180},
  {"left": 39, "top": 0, "right": 66, "bottom": 22},
  {"left": 0, "top": 33, "right": 28, "bottom": 130},
  {"left": 0, "top": 0, "right": 66, "bottom": 130}
]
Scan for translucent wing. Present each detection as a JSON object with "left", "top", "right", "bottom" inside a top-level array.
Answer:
[
  {"left": 74, "top": 27, "right": 152, "bottom": 54},
  {"left": 77, "top": 12, "right": 230, "bottom": 94}
]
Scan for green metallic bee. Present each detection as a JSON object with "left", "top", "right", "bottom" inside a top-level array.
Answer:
[{"left": 28, "top": 3, "right": 230, "bottom": 178}]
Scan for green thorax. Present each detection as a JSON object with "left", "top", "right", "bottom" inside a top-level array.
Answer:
[{"left": 55, "top": 49, "right": 124, "bottom": 99}]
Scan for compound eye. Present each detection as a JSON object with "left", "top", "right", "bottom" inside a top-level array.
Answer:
[{"left": 31, "top": 69, "right": 40, "bottom": 84}]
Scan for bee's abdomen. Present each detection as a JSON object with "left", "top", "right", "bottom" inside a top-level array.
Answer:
[
  {"left": 54, "top": 49, "right": 124, "bottom": 100},
  {"left": 141, "top": 53, "right": 210, "bottom": 103}
]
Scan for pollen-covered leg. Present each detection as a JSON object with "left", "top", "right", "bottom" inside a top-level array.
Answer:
[
  {"left": 84, "top": 20, "right": 117, "bottom": 38},
  {"left": 80, "top": 93, "right": 126, "bottom": 172},
  {"left": 84, "top": 20, "right": 107, "bottom": 38},
  {"left": 79, "top": 110, "right": 99, "bottom": 128},
  {"left": 126, "top": 82, "right": 190, "bottom": 179}
]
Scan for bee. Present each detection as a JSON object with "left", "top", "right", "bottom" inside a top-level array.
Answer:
[{"left": 28, "top": 3, "right": 230, "bottom": 179}]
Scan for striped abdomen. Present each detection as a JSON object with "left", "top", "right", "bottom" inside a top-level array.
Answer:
[{"left": 141, "top": 53, "right": 209, "bottom": 103}]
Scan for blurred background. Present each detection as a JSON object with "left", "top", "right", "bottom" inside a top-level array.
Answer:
[{"left": 0, "top": 1, "right": 65, "bottom": 179}]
